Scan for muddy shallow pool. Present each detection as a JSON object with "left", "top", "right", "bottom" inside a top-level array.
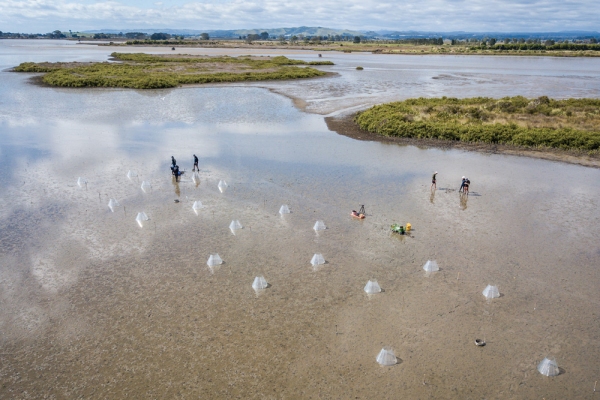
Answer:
[{"left": 1, "top": 40, "right": 599, "bottom": 399}]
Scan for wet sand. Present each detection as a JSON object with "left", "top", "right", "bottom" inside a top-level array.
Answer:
[{"left": 1, "top": 41, "right": 600, "bottom": 399}]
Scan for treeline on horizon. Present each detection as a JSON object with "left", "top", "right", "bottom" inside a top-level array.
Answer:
[{"left": 1, "top": 29, "right": 599, "bottom": 44}]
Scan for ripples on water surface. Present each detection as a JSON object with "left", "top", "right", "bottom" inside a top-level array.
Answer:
[{"left": 0, "top": 40, "right": 599, "bottom": 398}]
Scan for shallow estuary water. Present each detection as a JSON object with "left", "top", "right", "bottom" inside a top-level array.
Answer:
[{"left": 1, "top": 40, "right": 599, "bottom": 399}]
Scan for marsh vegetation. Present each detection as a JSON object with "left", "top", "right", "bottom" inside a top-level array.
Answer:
[
  {"left": 355, "top": 96, "right": 600, "bottom": 152},
  {"left": 13, "top": 53, "right": 333, "bottom": 89}
]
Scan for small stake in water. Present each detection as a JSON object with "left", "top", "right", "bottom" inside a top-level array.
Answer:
[
  {"left": 457, "top": 272, "right": 460, "bottom": 280},
  {"left": 594, "top": 381, "right": 597, "bottom": 392}
]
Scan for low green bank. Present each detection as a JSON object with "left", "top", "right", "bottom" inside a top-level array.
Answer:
[
  {"left": 12, "top": 53, "right": 332, "bottom": 89},
  {"left": 355, "top": 96, "right": 600, "bottom": 152}
]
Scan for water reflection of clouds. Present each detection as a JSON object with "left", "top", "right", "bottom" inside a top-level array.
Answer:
[{"left": 49, "top": 120, "right": 121, "bottom": 160}]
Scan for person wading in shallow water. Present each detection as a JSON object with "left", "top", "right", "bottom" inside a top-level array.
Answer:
[
  {"left": 193, "top": 154, "right": 199, "bottom": 172},
  {"left": 459, "top": 176, "right": 466, "bottom": 193},
  {"left": 463, "top": 177, "right": 471, "bottom": 195},
  {"left": 173, "top": 165, "right": 180, "bottom": 182},
  {"left": 431, "top": 171, "right": 438, "bottom": 190},
  {"left": 171, "top": 156, "right": 176, "bottom": 167}
]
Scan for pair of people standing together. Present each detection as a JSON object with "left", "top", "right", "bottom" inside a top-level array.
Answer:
[
  {"left": 431, "top": 172, "right": 471, "bottom": 195},
  {"left": 170, "top": 155, "right": 199, "bottom": 182}
]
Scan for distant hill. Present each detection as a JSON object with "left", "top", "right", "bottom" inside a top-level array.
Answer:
[
  {"left": 84, "top": 26, "right": 364, "bottom": 38},
  {"left": 374, "top": 30, "right": 600, "bottom": 40}
]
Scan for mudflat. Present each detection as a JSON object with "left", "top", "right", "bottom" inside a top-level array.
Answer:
[{"left": 1, "top": 41, "right": 599, "bottom": 398}]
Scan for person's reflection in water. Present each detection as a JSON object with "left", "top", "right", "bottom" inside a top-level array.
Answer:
[
  {"left": 173, "top": 179, "right": 181, "bottom": 197},
  {"left": 430, "top": 190, "right": 436, "bottom": 204},
  {"left": 460, "top": 192, "right": 468, "bottom": 210}
]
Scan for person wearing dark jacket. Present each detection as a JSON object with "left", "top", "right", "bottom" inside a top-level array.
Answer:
[{"left": 463, "top": 178, "right": 471, "bottom": 195}]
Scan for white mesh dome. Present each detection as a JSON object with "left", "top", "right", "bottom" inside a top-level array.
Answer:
[
  {"left": 310, "top": 254, "right": 325, "bottom": 266},
  {"left": 218, "top": 180, "right": 228, "bottom": 193},
  {"left": 77, "top": 177, "right": 87, "bottom": 187},
  {"left": 229, "top": 220, "right": 243, "bottom": 230},
  {"left": 252, "top": 276, "right": 268, "bottom": 290},
  {"left": 207, "top": 254, "right": 223, "bottom": 267},
  {"left": 376, "top": 347, "right": 397, "bottom": 366},
  {"left": 108, "top": 198, "right": 120, "bottom": 212},
  {"left": 313, "top": 220, "right": 326, "bottom": 231},
  {"left": 192, "top": 172, "right": 200, "bottom": 183},
  {"left": 537, "top": 357, "right": 559, "bottom": 377},
  {"left": 423, "top": 260, "right": 439, "bottom": 272},
  {"left": 192, "top": 201, "right": 204, "bottom": 210},
  {"left": 127, "top": 170, "right": 138, "bottom": 179},
  {"left": 364, "top": 280, "right": 381, "bottom": 294},
  {"left": 482, "top": 285, "right": 500, "bottom": 299},
  {"left": 279, "top": 205, "right": 290, "bottom": 214}
]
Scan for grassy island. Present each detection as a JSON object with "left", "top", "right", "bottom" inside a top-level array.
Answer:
[
  {"left": 13, "top": 53, "right": 333, "bottom": 89},
  {"left": 355, "top": 96, "right": 600, "bottom": 152}
]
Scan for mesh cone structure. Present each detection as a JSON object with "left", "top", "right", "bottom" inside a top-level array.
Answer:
[
  {"left": 537, "top": 358, "right": 559, "bottom": 376},
  {"left": 108, "top": 199, "right": 120, "bottom": 212},
  {"left": 218, "top": 180, "right": 228, "bottom": 193},
  {"left": 423, "top": 260, "right": 439, "bottom": 272},
  {"left": 77, "top": 177, "right": 87, "bottom": 187},
  {"left": 192, "top": 201, "right": 204, "bottom": 210},
  {"left": 136, "top": 212, "right": 149, "bottom": 227},
  {"left": 313, "top": 220, "right": 326, "bottom": 231},
  {"left": 229, "top": 220, "right": 243, "bottom": 230},
  {"left": 141, "top": 181, "right": 152, "bottom": 192},
  {"left": 207, "top": 254, "right": 223, "bottom": 267},
  {"left": 364, "top": 280, "right": 382, "bottom": 294},
  {"left": 482, "top": 285, "right": 500, "bottom": 299},
  {"left": 127, "top": 170, "right": 137, "bottom": 179},
  {"left": 279, "top": 205, "right": 290, "bottom": 214},
  {"left": 376, "top": 348, "right": 397, "bottom": 366},
  {"left": 252, "top": 276, "right": 268, "bottom": 290},
  {"left": 310, "top": 254, "right": 325, "bottom": 266}
]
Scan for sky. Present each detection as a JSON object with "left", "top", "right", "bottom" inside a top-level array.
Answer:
[{"left": 0, "top": 0, "right": 599, "bottom": 33}]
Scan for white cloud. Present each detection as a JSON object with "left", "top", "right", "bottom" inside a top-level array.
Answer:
[{"left": 0, "top": 0, "right": 598, "bottom": 32}]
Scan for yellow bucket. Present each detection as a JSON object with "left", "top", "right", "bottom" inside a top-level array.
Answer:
[{"left": 406, "top": 223, "right": 411, "bottom": 231}]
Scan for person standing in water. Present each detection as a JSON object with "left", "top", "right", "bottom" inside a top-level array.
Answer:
[
  {"left": 459, "top": 176, "right": 466, "bottom": 193},
  {"left": 463, "top": 177, "right": 471, "bottom": 195},
  {"left": 171, "top": 156, "right": 177, "bottom": 176},
  {"left": 193, "top": 154, "right": 199, "bottom": 172},
  {"left": 173, "top": 165, "right": 180, "bottom": 182},
  {"left": 431, "top": 171, "right": 438, "bottom": 190}
]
